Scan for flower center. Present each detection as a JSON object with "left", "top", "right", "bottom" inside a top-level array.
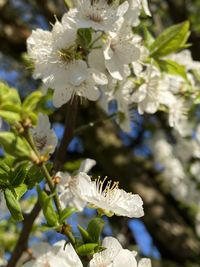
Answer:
[
  {"left": 86, "top": 12, "right": 103, "bottom": 23},
  {"left": 33, "top": 135, "right": 47, "bottom": 151},
  {"left": 96, "top": 177, "right": 119, "bottom": 198},
  {"left": 58, "top": 48, "right": 75, "bottom": 63}
]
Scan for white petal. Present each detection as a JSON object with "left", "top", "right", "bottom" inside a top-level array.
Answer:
[
  {"left": 113, "top": 249, "right": 137, "bottom": 267},
  {"left": 79, "top": 159, "right": 96, "bottom": 173},
  {"left": 138, "top": 258, "right": 152, "bottom": 267},
  {"left": 53, "top": 88, "right": 73, "bottom": 107},
  {"left": 142, "top": 0, "right": 151, "bottom": 16},
  {"left": 117, "top": 1, "right": 129, "bottom": 16},
  {"left": 68, "top": 60, "right": 88, "bottom": 86},
  {"left": 90, "top": 69, "right": 108, "bottom": 85},
  {"left": 102, "top": 236, "right": 123, "bottom": 254}
]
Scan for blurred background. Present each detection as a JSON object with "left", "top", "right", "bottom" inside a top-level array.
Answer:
[{"left": 1, "top": 0, "right": 200, "bottom": 266}]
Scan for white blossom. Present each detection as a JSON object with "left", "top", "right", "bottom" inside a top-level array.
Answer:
[
  {"left": 168, "top": 98, "right": 191, "bottom": 136},
  {"left": 168, "top": 49, "right": 200, "bottom": 71},
  {"left": 57, "top": 159, "right": 96, "bottom": 211},
  {"left": 125, "top": 0, "right": 151, "bottom": 27},
  {"left": 103, "top": 26, "right": 141, "bottom": 80},
  {"left": 52, "top": 68, "right": 107, "bottom": 108},
  {"left": 27, "top": 16, "right": 106, "bottom": 106},
  {"left": 89, "top": 236, "right": 151, "bottom": 267},
  {"left": 27, "top": 19, "right": 78, "bottom": 87},
  {"left": 131, "top": 66, "right": 172, "bottom": 114},
  {"left": 24, "top": 241, "right": 83, "bottom": 267},
  {"left": 82, "top": 176, "right": 144, "bottom": 218},
  {"left": 68, "top": 0, "right": 129, "bottom": 33},
  {"left": 99, "top": 76, "right": 134, "bottom": 132},
  {"left": 30, "top": 113, "right": 57, "bottom": 156},
  {"left": 57, "top": 160, "right": 143, "bottom": 217}
]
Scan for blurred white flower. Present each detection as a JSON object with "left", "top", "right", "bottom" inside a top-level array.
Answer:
[
  {"left": 89, "top": 236, "right": 151, "bottom": 267},
  {"left": 24, "top": 241, "right": 83, "bottom": 267},
  {"left": 0, "top": 256, "right": 7, "bottom": 267},
  {"left": 68, "top": 0, "right": 129, "bottom": 32},
  {"left": 30, "top": 113, "right": 57, "bottom": 156},
  {"left": 131, "top": 66, "right": 171, "bottom": 114},
  {"left": 168, "top": 98, "right": 190, "bottom": 136},
  {"left": 168, "top": 49, "right": 200, "bottom": 71}
]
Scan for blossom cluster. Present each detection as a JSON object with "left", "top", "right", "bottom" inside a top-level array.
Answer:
[
  {"left": 27, "top": 0, "right": 200, "bottom": 136},
  {"left": 24, "top": 237, "right": 151, "bottom": 267}
]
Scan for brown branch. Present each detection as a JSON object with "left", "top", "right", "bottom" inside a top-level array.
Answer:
[
  {"left": 54, "top": 97, "right": 79, "bottom": 171},
  {"left": 6, "top": 201, "right": 41, "bottom": 267}
]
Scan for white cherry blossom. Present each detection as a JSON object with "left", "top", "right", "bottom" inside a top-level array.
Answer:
[
  {"left": 24, "top": 241, "right": 83, "bottom": 267},
  {"left": 89, "top": 236, "right": 151, "bottom": 267},
  {"left": 68, "top": 0, "right": 129, "bottom": 33},
  {"left": 82, "top": 176, "right": 144, "bottom": 218},
  {"left": 56, "top": 159, "right": 96, "bottom": 211},
  {"left": 27, "top": 15, "right": 106, "bottom": 105},
  {"left": 30, "top": 113, "right": 57, "bottom": 156},
  {"left": 103, "top": 26, "right": 140, "bottom": 80},
  {"left": 27, "top": 19, "right": 79, "bottom": 88},
  {"left": 168, "top": 98, "right": 191, "bottom": 136},
  {"left": 131, "top": 66, "right": 164, "bottom": 114},
  {"left": 52, "top": 68, "right": 107, "bottom": 107},
  {"left": 100, "top": 77, "right": 134, "bottom": 132},
  {"left": 125, "top": 0, "right": 151, "bottom": 27},
  {"left": 168, "top": 49, "right": 200, "bottom": 71}
]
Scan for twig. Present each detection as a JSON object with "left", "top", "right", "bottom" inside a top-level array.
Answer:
[
  {"left": 6, "top": 97, "right": 79, "bottom": 267},
  {"left": 6, "top": 201, "right": 41, "bottom": 267}
]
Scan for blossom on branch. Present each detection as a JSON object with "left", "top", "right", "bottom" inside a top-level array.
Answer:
[
  {"left": 30, "top": 113, "right": 57, "bottom": 157},
  {"left": 24, "top": 241, "right": 83, "bottom": 267},
  {"left": 89, "top": 236, "right": 151, "bottom": 267}
]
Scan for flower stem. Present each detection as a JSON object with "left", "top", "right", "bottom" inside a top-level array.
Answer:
[{"left": 25, "top": 130, "right": 62, "bottom": 214}]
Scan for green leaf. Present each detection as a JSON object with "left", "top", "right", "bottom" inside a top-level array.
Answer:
[
  {"left": 4, "top": 189, "right": 23, "bottom": 221},
  {"left": 87, "top": 218, "right": 105, "bottom": 243},
  {"left": 0, "top": 83, "right": 21, "bottom": 106},
  {"left": 150, "top": 21, "right": 190, "bottom": 58},
  {"left": 10, "top": 162, "right": 29, "bottom": 187},
  {"left": 25, "top": 165, "right": 44, "bottom": 189},
  {"left": 78, "top": 28, "right": 92, "bottom": 48},
  {"left": 0, "top": 132, "right": 31, "bottom": 158},
  {"left": 15, "top": 184, "right": 28, "bottom": 199},
  {"left": 22, "top": 91, "right": 43, "bottom": 111},
  {"left": 59, "top": 207, "right": 77, "bottom": 223},
  {"left": 0, "top": 158, "right": 13, "bottom": 188},
  {"left": 37, "top": 186, "right": 59, "bottom": 227},
  {"left": 157, "top": 59, "right": 188, "bottom": 80},
  {"left": 76, "top": 243, "right": 99, "bottom": 256},
  {"left": 0, "top": 111, "right": 21, "bottom": 124},
  {"left": 78, "top": 225, "right": 92, "bottom": 243}
]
